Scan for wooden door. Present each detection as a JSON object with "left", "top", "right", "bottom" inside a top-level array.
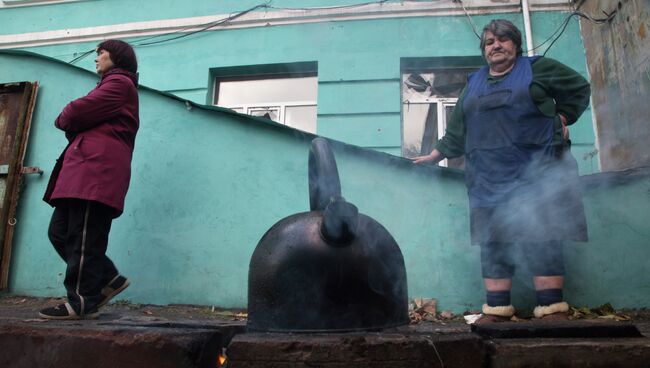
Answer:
[{"left": 0, "top": 81, "right": 39, "bottom": 290}]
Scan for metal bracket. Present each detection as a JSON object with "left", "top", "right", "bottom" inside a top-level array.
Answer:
[
  {"left": 0, "top": 165, "right": 42, "bottom": 176},
  {"left": 21, "top": 166, "right": 43, "bottom": 175}
]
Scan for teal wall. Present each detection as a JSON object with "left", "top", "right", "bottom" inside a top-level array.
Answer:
[
  {"left": 1, "top": 1, "right": 598, "bottom": 174},
  {"left": 1, "top": 51, "right": 649, "bottom": 313},
  {"left": 0, "top": 0, "right": 378, "bottom": 35}
]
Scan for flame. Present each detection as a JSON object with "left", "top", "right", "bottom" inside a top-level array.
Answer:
[{"left": 218, "top": 354, "right": 227, "bottom": 366}]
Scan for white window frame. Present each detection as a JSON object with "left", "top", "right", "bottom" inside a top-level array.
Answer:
[
  {"left": 221, "top": 100, "right": 317, "bottom": 129},
  {"left": 212, "top": 66, "right": 318, "bottom": 133},
  {"left": 403, "top": 97, "right": 458, "bottom": 167},
  {"left": 436, "top": 98, "right": 457, "bottom": 168}
]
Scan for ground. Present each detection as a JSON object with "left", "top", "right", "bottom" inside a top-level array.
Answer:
[
  {"left": 1, "top": 293, "right": 648, "bottom": 335},
  {"left": 0, "top": 293, "right": 247, "bottom": 325},
  {"left": 2, "top": 294, "right": 650, "bottom": 367}
]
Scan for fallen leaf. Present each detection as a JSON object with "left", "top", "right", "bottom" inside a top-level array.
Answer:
[
  {"left": 413, "top": 298, "right": 423, "bottom": 309},
  {"left": 421, "top": 299, "right": 437, "bottom": 315},
  {"left": 593, "top": 303, "right": 616, "bottom": 315},
  {"left": 597, "top": 315, "right": 617, "bottom": 320},
  {"left": 423, "top": 314, "right": 437, "bottom": 322},
  {"left": 439, "top": 310, "right": 453, "bottom": 319},
  {"left": 510, "top": 315, "right": 525, "bottom": 322},
  {"left": 22, "top": 319, "right": 49, "bottom": 323}
]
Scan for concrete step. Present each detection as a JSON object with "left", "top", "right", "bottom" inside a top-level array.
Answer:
[
  {"left": 2, "top": 297, "right": 650, "bottom": 367},
  {"left": 225, "top": 321, "right": 650, "bottom": 368},
  {"left": 0, "top": 320, "right": 245, "bottom": 368},
  {"left": 486, "top": 337, "right": 650, "bottom": 368},
  {"left": 226, "top": 331, "right": 484, "bottom": 368}
]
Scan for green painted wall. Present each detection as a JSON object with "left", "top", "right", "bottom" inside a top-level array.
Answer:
[
  {"left": 1, "top": 51, "right": 649, "bottom": 314},
  {"left": 3, "top": 3, "right": 598, "bottom": 174},
  {"left": 0, "top": 0, "right": 374, "bottom": 35}
]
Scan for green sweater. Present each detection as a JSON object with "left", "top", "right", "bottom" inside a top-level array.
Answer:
[{"left": 434, "top": 57, "right": 591, "bottom": 159}]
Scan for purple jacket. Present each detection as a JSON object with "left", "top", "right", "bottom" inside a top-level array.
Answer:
[{"left": 44, "top": 68, "right": 139, "bottom": 217}]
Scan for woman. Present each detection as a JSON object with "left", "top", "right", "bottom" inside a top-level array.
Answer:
[
  {"left": 413, "top": 19, "right": 590, "bottom": 323},
  {"left": 39, "top": 40, "right": 139, "bottom": 319}
]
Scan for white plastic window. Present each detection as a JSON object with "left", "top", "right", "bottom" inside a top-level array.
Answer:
[
  {"left": 215, "top": 76, "right": 318, "bottom": 133},
  {"left": 402, "top": 69, "right": 474, "bottom": 168}
]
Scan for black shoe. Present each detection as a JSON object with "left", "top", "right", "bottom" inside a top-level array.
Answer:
[
  {"left": 39, "top": 303, "right": 99, "bottom": 320},
  {"left": 97, "top": 275, "right": 130, "bottom": 308}
]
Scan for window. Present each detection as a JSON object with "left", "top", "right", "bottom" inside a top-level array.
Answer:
[
  {"left": 401, "top": 57, "right": 483, "bottom": 169},
  {"left": 212, "top": 62, "right": 318, "bottom": 133}
]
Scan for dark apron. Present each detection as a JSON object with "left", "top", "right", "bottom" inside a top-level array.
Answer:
[{"left": 463, "top": 56, "right": 588, "bottom": 244}]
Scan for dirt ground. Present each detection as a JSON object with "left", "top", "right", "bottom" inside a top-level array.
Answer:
[{"left": 0, "top": 294, "right": 247, "bottom": 326}]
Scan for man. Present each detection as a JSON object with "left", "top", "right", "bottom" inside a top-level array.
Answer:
[{"left": 413, "top": 19, "right": 590, "bottom": 322}]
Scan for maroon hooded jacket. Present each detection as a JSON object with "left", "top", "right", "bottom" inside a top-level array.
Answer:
[{"left": 44, "top": 68, "right": 139, "bottom": 217}]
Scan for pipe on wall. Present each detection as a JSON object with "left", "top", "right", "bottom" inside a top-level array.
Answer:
[{"left": 521, "top": 0, "right": 535, "bottom": 56}]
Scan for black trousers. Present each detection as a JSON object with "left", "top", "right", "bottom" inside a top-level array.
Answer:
[{"left": 48, "top": 199, "right": 119, "bottom": 314}]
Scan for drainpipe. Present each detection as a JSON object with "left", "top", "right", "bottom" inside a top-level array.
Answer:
[{"left": 521, "top": 0, "right": 535, "bottom": 56}]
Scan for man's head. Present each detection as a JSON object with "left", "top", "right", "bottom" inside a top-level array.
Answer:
[
  {"left": 480, "top": 19, "right": 522, "bottom": 71},
  {"left": 95, "top": 39, "right": 138, "bottom": 75}
]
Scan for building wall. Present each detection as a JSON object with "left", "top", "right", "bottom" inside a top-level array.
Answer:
[
  {"left": 579, "top": 0, "right": 650, "bottom": 171},
  {"left": 0, "top": 0, "right": 599, "bottom": 174},
  {"left": 1, "top": 50, "right": 649, "bottom": 313}
]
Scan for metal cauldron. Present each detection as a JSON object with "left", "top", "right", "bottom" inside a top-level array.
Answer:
[{"left": 247, "top": 138, "right": 409, "bottom": 332}]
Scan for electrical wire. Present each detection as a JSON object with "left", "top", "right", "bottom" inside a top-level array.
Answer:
[
  {"left": 455, "top": 0, "right": 481, "bottom": 40},
  {"left": 130, "top": 2, "right": 271, "bottom": 47},
  {"left": 64, "top": 1, "right": 616, "bottom": 64},
  {"left": 535, "top": 10, "right": 616, "bottom": 56},
  {"left": 66, "top": 2, "right": 272, "bottom": 64},
  {"left": 455, "top": 0, "right": 616, "bottom": 56},
  {"left": 265, "top": 0, "right": 389, "bottom": 11},
  {"left": 68, "top": 49, "right": 95, "bottom": 64},
  {"left": 129, "top": 0, "right": 433, "bottom": 47}
]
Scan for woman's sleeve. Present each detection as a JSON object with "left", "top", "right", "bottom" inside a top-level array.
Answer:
[
  {"left": 55, "top": 75, "right": 130, "bottom": 132},
  {"left": 433, "top": 86, "right": 467, "bottom": 158},
  {"left": 533, "top": 57, "right": 591, "bottom": 125}
]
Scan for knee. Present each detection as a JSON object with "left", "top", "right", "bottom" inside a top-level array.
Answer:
[{"left": 48, "top": 225, "right": 66, "bottom": 251}]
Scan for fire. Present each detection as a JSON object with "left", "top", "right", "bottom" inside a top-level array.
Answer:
[{"left": 217, "top": 353, "right": 227, "bottom": 366}]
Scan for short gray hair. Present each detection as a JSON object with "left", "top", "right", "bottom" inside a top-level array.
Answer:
[{"left": 480, "top": 19, "right": 523, "bottom": 57}]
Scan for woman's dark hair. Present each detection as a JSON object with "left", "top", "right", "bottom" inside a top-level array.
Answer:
[
  {"left": 97, "top": 39, "right": 138, "bottom": 74},
  {"left": 480, "top": 19, "right": 523, "bottom": 57}
]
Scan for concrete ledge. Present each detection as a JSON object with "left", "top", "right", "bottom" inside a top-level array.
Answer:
[
  {"left": 2, "top": 297, "right": 650, "bottom": 367},
  {"left": 226, "top": 332, "right": 484, "bottom": 368},
  {"left": 0, "top": 322, "right": 244, "bottom": 368},
  {"left": 486, "top": 337, "right": 650, "bottom": 368}
]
